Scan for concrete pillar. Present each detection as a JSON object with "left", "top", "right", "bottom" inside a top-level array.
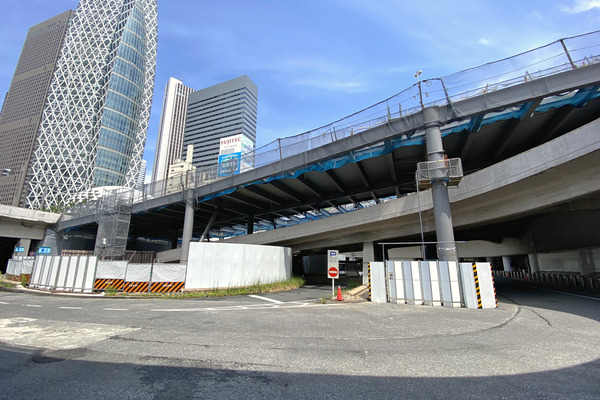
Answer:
[
  {"left": 502, "top": 256, "right": 514, "bottom": 272},
  {"left": 423, "top": 106, "right": 457, "bottom": 262},
  {"left": 180, "top": 190, "right": 195, "bottom": 263},
  {"left": 362, "top": 241, "right": 375, "bottom": 285},
  {"left": 16, "top": 239, "right": 31, "bottom": 256},
  {"left": 528, "top": 254, "right": 540, "bottom": 274},
  {"left": 578, "top": 249, "right": 596, "bottom": 275}
]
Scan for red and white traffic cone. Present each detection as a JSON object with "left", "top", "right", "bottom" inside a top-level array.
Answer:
[{"left": 336, "top": 285, "right": 343, "bottom": 301}]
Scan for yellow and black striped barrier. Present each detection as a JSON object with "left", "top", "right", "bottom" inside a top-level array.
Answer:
[
  {"left": 473, "top": 262, "right": 482, "bottom": 309},
  {"left": 151, "top": 282, "right": 185, "bottom": 293},
  {"left": 368, "top": 262, "right": 372, "bottom": 301},
  {"left": 490, "top": 267, "right": 498, "bottom": 308},
  {"left": 94, "top": 278, "right": 125, "bottom": 291},
  {"left": 123, "top": 281, "right": 149, "bottom": 293}
]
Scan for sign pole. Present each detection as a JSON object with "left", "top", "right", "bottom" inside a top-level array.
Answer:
[
  {"left": 332, "top": 277, "right": 335, "bottom": 298},
  {"left": 327, "top": 249, "right": 339, "bottom": 298}
]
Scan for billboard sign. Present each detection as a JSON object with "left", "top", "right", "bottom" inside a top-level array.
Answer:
[{"left": 218, "top": 134, "right": 254, "bottom": 177}]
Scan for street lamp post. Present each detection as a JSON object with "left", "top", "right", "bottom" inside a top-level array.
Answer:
[{"left": 414, "top": 70, "right": 424, "bottom": 109}]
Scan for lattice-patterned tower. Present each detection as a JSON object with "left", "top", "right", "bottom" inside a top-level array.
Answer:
[{"left": 25, "top": 0, "right": 158, "bottom": 209}]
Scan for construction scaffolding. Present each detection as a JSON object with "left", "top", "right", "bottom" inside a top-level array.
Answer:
[{"left": 94, "top": 187, "right": 133, "bottom": 259}]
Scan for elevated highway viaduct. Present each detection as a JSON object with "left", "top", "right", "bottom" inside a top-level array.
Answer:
[
  {"left": 227, "top": 118, "right": 600, "bottom": 276},
  {"left": 34, "top": 43, "right": 600, "bottom": 276}
]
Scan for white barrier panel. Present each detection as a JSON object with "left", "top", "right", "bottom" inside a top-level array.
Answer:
[
  {"left": 403, "top": 261, "right": 423, "bottom": 305},
  {"left": 369, "top": 262, "right": 386, "bottom": 303},
  {"left": 22, "top": 258, "right": 34, "bottom": 274},
  {"left": 439, "top": 261, "right": 462, "bottom": 308},
  {"left": 29, "top": 256, "right": 97, "bottom": 292},
  {"left": 185, "top": 242, "right": 291, "bottom": 289},
  {"left": 475, "top": 262, "right": 497, "bottom": 309},
  {"left": 420, "top": 261, "right": 442, "bottom": 307},
  {"left": 385, "top": 261, "right": 398, "bottom": 303},
  {"left": 393, "top": 261, "right": 406, "bottom": 304},
  {"left": 125, "top": 263, "right": 152, "bottom": 282},
  {"left": 96, "top": 261, "right": 127, "bottom": 279},
  {"left": 53, "top": 256, "right": 97, "bottom": 293},
  {"left": 30, "top": 256, "right": 61, "bottom": 290},
  {"left": 152, "top": 264, "right": 186, "bottom": 282},
  {"left": 76, "top": 256, "right": 97, "bottom": 293},
  {"left": 55, "top": 257, "right": 71, "bottom": 290},
  {"left": 459, "top": 263, "right": 479, "bottom": 309},
  {"left": 6, "top": 259, "right": 17, "bottom": 276},
  {"left": 30, "top": 257, "right": 45, "bottom": 288}
]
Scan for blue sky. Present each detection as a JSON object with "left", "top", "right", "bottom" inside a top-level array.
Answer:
[{"left": 1, "top": 0, "right": 599, "bottom": 181}]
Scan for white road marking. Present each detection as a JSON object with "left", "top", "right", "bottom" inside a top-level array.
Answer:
[
  {"left": 248, "top": 295, "right": 284, "bottom": 304},
  {"left": 59, "top": 307, "right": 82, "bottom": 310},
  {"left": 0, "top": 301, "right": 9, "bottom": 304},
  {"left": 25, "top": 304, "right": 42, "bottom": 308}
]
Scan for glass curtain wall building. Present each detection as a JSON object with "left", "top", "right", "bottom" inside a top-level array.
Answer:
[
  {"left": 23, "top": 0, "right": 158, "bottom": 209},
  {"left": 152, "top": 77, "right": 194, "bottom": 183},
  {"left": 183, "top": 75, "right": 258, "bottom": 170}
]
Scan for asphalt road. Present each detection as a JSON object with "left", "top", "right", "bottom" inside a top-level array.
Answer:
[{"left": 0, "top": 280, "right": 598, "bottom": 399}]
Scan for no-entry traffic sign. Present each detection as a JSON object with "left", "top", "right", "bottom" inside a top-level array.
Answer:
[{"left": 328, "top": 266, "right": 339, "bottom": 279}]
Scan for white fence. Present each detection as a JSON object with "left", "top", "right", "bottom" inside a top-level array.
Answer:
[
  {"left": 185, "top": 242, "right": 292, "bottom": 290},
  {"left": 370, "top": 261, "right": 496, "bottom": 309},
  {"left": 5, "top": 257, "right": 35, "bottom": 282},
  {"left": 29, "top": 256, "right": 98, "bottom": 293},
  {"left": 8, "top": 243, "right": 291, "bottom": 293}
]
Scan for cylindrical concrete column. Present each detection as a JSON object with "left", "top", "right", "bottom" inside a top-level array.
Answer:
[
  {"left": 423, "top": 106, "right": 457, "bottom": 262},
  {"left": 180, "top": 190, "right": 195, "bottom": 263}
]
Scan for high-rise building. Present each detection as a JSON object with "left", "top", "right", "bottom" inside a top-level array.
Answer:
[
  {"left": 0, "top": 0, "right": 158, "bottom": 209},
  {"left": 151, "top": 77, "right": 194, "bottom": 183},
  {"left": 0, "top": 10, "right": 73, "bottom": 207},
  {"left": 183, "top": 75, "right": 258, "bottom": 170}
]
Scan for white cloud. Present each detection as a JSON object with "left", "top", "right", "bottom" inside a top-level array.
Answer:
[
  {"left": 562, "top": 0, "right": 600, "bottom": 13},
  {"left": 478, "top": 38, "right": 492, "bottom": 46},
  {"left": 292, "top": 78, "right": 364, "bottom": 92}
]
